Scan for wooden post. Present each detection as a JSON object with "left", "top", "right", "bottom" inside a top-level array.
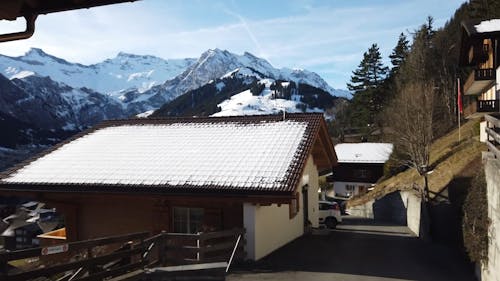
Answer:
[
  {"left": 198, "top": 233, "right": 205, "bottom": 263},
  {"left": 0, "top": 258, "right": 8, "bottom": 280},
  {"left": 159, "top": 232, "right": 167, "bottom": 266}
]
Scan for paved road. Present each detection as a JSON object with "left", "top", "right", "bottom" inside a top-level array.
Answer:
[{"left": 229, "top": 217, "right": 476, "bottom": 281}]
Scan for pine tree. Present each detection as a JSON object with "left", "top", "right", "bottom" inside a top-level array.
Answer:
[
  {"left": 347, "top": 43, "right": 388, "bottom": 93},
  {"left": 366, "top": 43, "right": 389, "bottom": 87},
  {"left": 347, "top": 51, "right": 370, "bottom": 92},
  {"left": 389, "top": 33, "right": 410, "bottom": 74}
]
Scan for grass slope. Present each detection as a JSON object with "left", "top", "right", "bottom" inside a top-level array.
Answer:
[{"left": 349, "top": 118, "right": 485, "bottom": 206}]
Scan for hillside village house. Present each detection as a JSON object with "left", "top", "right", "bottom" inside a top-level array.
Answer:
[
  {"left": 0, "top": 113, "right": 337, "bottom": 261},
  {"left": 459, "top": 19, "right": 500, "bottom": 142},
  {"left": 326, "top": 143, "right": 393, "bottom": 198},
  {"left": 459, "top": 19, "right": 500, "bottom": 280}
]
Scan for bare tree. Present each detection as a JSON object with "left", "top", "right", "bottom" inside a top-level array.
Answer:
[
  {"left": 389, "top": 82, "right": 434, "bottom": 175},
  {"left": 383, "top": 21, "right": 439, "bottom": 201},
  {"left": 385, "top": 80, "right": 435, "bottom": 200}
]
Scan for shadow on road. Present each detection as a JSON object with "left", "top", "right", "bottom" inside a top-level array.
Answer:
[{"left": 232, "top": 218, "right": 476, "bottom": 281}]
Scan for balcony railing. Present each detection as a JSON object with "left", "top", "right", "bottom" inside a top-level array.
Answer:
[
  {"left": 485, "top": 114, "right": 500, "bottom": 159},
  {"left": 478, "top": 99, "right": 500, "bottom": 112},
  {"left": 474, "top": 68, "right": 495, "bottom": 80},
  {"left": 464, "top": 68, "right": 496, "bottom": 95}
]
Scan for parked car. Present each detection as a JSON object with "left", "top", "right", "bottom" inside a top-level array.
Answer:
[{"left": 318, "top": 201, "right": 342, "bottom": 229}]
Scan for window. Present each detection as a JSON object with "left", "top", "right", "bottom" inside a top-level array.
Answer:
[
  {"left": 319, "top": 203, "right": 330, "bottom": 211},
  {"left": 345, "top": 184, "right": 355, "bottom": 191},
  {"left": 353, "top": 169, "right": 370, "bottom": 179},
  {"left": 289, "top": 192, "right": 300, "bottom": 219},
  {"left": 173, "top": 207, "right": 204, "bottom": 234}
]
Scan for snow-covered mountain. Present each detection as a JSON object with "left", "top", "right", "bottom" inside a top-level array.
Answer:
[
  {"left": 212, "top": 79, "right": 323, "bottom": 117},
  {"left": 0, "top": 48, "right": 346, "bottom": 162},
  {"left": 152, "top": 67, "right": 342, "bottom": 119},
  {"left": 0, "top": 48, "right": 196, "bottom": 96},
  {"left": 0, "top": 48, "right": 346, "bottom": 114}
]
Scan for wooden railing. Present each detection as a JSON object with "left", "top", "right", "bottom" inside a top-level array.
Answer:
[
  {"left": 0, "top": 232, "right": 149, "bottom": 281},
  {"left": 475, "top": 68, "right": 495, "bottom": 80},
  {"left": 464, "top": 68, "right": 496, "bottom": 95},
  {"left": 0, "top": 228, "right": 245, "bottom": 281},
  {"left": 486, "top": 114, "right": 500, "bottom": 159},
  {"left": 143, "top": 228, "right": 246, "bottom": 267},
  {"left": 478, "top": 99, "right": 500, "bottom": 112}
]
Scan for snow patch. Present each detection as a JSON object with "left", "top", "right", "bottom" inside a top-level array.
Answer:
[
  {"left": 475, "top": 19, "right": 500, "bottom": 33},
  {"left": 136, "top": 110, "right": 155, "bottom": 118},
  {"left": 10, "top": 70, "right": 35, "bottom": 80},
  {"left": 212, "top": 82, "right": 322, "bottom": 117}
]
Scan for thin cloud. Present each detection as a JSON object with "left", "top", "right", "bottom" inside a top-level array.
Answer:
[{"left": 0, "top": 0, "right": 464, "bottom": 89}]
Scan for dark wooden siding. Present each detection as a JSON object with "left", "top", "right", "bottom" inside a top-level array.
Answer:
[{"left": 327, "top": 163, "right": 385, "bottom": 183}]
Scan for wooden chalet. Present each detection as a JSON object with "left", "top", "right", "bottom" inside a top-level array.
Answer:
[
  {"left": 326, "top": 143, "right": 393, "bottom": 198},
  {"left": 459, "top": 19, "right": 500, "bottom": 118},
  {"left": 0, "top": 113, "right": 337, "bottom": 261}
]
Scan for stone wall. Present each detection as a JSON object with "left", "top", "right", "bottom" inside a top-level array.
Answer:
[{"left": 483, "top": 158, "right": 500, "bottom": 281}]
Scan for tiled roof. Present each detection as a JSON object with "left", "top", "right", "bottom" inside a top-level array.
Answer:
[
  {"left": 0, "top": 113, "right": 335, "bottom": 196},
  {"left": 334, "top": 143, "right": 393, "bottom": 163}
]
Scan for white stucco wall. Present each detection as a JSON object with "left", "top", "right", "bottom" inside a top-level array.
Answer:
[
  {"left": 483, "top": 159, "right": 500, "bottom": 281},
  {"left": 243, "top": 155, "right": 319, "bottom": 260},
  {"left": 304, "top": 155, "right": 320, "bottom": 228}
]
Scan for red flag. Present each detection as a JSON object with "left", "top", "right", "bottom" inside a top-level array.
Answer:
[{"left": 457, "top": 78, "right": 463, "bottom": 114}]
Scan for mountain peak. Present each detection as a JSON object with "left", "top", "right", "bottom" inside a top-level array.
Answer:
[
  {"left": 243, "top": 51, "right": 258, "bottom": 59},
  {"left": 25, "top": 48, "right": 48, "bottom": 57}
]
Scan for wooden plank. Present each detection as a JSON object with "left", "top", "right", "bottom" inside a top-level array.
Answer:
[
  {"left": 200, "top": 229, "right": 245, "bottom": 240},
  {"left": 0, "top": 232, "right": 149, "bottom": 262},
  {"left": 486, "top": 140, "right": 500, "bottom": 159},
  {"left": 6, "top": 247, "right": 143, "bottom": 281},
  {"left": 486, "top": 127, "right": 500, "bottom": 144},
  {"left": 78, "top": 261, "right": 144, "bottom": 281},
  {"left": 107, "top": 269, "right": 145, "bottom": 281},
  {"left": 142, "top": 233, "right": 164, "bottom": 244},
  {"left": 201, "top": 242, "right": 244, "bottom": 254},
  {"left": 150, "top": 262, "right": 227, "bottom": 272},
  {"left": 485, "top": 114, "right": 500, "bottom": 127},
  {"left": 163, "top": 233, "right": 200, "bottom": 239},
  {"left": 164, "top": 245, "right": 199, "bottom": 253}
]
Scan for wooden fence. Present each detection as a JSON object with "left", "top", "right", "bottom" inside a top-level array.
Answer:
[
  {"left": 0, "top": 228, "right": 245, "bottom": 281},
  {"left": 485, "top": 113, "right": 500, "bottom": 159},
  {"left": 143, "top": 228, "right": 246, "bottom": 267}
]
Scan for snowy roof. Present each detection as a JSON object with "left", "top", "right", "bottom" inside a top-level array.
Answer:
[
  {"left": 462, "top": 19, "right": 500, "bottom": 36},
  {"left": 0, "top": 114, "right": 336, "bottom": 195},
  {"left": 474, "top": 19, "right": 500, "bottom": 33},
  {"left": 334, "top": 143, "right": 393, "bottom": 163}
]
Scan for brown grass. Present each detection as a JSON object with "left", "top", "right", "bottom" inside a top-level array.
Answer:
[{"left": 349, "top": 119, "right": 486, "bottom": 206}]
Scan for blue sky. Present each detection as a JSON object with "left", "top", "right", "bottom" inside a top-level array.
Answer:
[{"left": 0, "top": 0, "right": 465, "bottom": 89}]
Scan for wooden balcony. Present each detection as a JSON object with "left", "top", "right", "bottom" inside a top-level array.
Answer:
[
  {"left": 464, "top": 68, "right": 495, "bottom": 95},
  {"left": 478, "top": 99, "right": 500, "bottom": 113}
]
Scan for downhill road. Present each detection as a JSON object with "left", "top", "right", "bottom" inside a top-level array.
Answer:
[{"left": 229, "top": 217, "right": 476, "bottom": 281}]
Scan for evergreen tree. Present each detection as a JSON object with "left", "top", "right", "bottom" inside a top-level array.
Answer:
[
  {"left": 347, "top": 43, "right": 388, "bottom": 93},
  {"left": 389, "top": 33, "right": 410, "bottom": 74},
  {"left": 345, "top": 43, "right": 389, "bottom": 131},
  {"left": 347, "top": 51, "right": 370, "bottom": 92}
]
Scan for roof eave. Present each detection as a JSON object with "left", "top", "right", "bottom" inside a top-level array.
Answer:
[{"left": 0, "top": 182, "right": 296, "bottom": 204}]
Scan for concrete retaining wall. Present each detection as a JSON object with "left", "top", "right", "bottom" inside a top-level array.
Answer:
[
  {"left": 347, "top": 190, "right": 421, "bottom": 236},
  {"left": 483, "top": 158, "right": 500, "bottom": 281},
  {"left": 401, "top": 191, "right": 422, "bottom": 236}
]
